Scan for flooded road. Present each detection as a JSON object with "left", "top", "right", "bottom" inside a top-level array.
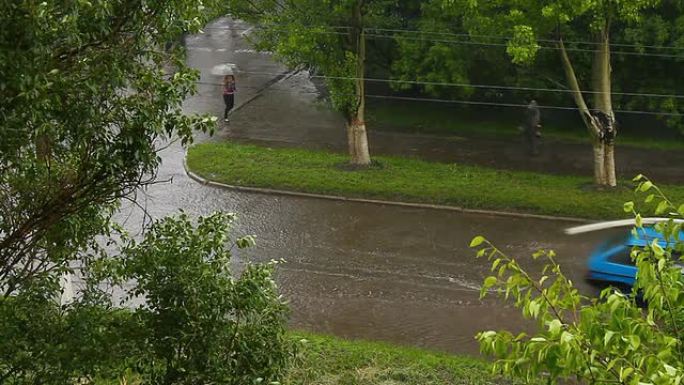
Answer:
[{"left": 121, "top": 17, "right": 622, "bottom": 355}]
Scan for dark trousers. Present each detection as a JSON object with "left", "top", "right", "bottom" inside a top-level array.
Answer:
[
  {"left": 223, "top": 94, "right": 234, "bottom": 119},
  {"left": 524, "top": 128, "right": 541, "bottom": 156}
]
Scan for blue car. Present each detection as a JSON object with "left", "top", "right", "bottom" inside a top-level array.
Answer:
[{"left": 586, "top": 227, "right": 683, "bottom": 288}]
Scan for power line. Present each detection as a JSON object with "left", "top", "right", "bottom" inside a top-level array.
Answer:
[
  {"left": 194, "top": 80, "right": 684, "bottom": 117},
  {"left": 363, "top": 95, "right": 684, "bottom": 117},
  {"left": 208, "top": 24, "right": 684, "bottom": 52},
  {"left": 363, "top": 31, "right": 684, "bottom": 59},
  {"left": 201, "top": 25, "right": 684, "bottom": 59},
  {"left": 204, "top": 70, "right": 684, "bottom": 100},
  {"left": 366, "top": 27, "right": 684, "bottom": 52}
]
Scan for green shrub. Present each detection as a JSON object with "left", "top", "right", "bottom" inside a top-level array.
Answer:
[
  {"left": 122, "top": 213, "right": 293, "bottom": 385},
  {"left": 472, "top": 176, "right": 684, "bottom": 385}
]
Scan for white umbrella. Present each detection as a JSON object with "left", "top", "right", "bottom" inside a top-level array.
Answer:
[{"left": 211, "top": 63, "right": 237, "bottom": 76}]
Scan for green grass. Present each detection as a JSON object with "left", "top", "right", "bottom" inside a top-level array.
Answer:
[
  {"left": 186, "top": 142, "right": 684, "bottom": 219},
  {"left": 98, "top": 332, "right": 503, "bottom": 385},
  {"left": 286, "top": 332, "right": 507, "bottom": 385},
  {"left": 367, "top": 102, "right": 684, "bottom": 151}
]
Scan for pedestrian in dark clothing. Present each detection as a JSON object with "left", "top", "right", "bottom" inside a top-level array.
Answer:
[
  {"left": 223, "top": 75, "right": 236, "bottom": 122},
  {"left": 523, "top": 100, "right": 542, "bottom": 156}
]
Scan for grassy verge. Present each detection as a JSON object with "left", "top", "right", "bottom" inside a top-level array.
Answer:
[
  {"left": 287, "top": 332, "right": 506, "bottom": 385},
  {"left": 367, "top": 101, "right": 684, "bottom": 151},
  {"left": 186, "top": 142, "right": 684, "bottom": 219}
]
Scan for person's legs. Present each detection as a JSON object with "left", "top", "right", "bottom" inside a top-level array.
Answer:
[
  {"left": 227, "top": 94, "right": 234, "bottom": 113},
  {"left": 524, "top": 131, "right": 540, "bottom": 156},
  {"left": 223, "top": 94, "right": 230, "bottom": 120}
]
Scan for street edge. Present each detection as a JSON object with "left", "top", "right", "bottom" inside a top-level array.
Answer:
[{"left": 182, "top": 153, "right": 589, "bottom": 224}]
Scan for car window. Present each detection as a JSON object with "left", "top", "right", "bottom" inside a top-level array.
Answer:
[
  {"left": 606, "top": 232, "right": 629, "bottom": 248},
  {"left": 608, "top": 248, "right": 634, "bottom": 266},
  {"left": 612, "top": 249, "right": 683, "bottom": 267}
]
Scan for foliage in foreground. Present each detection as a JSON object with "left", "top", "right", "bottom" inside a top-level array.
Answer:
[
  {"left": 186, "top": 142, "right": 684, "bottom": 219},
  {"left": 2, "top": 1, "right": 293, "bottom": 384},
  {"left": 0, "top": 0, "right": 220, "bottom": 298},
  {"left": 472, "top": 176, "right": 684, "bottom": 385},
  {"left": 0, "top": 213, "right": 293, "bottom": 385}
]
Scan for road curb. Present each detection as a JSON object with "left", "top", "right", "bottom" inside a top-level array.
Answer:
[{"left": 182, "top": 153, "right": 589, "bottom": 224}]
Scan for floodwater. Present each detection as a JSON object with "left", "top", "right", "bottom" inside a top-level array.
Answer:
[{"left": 116, "top": 17, "right": 624, "bottom": 355}]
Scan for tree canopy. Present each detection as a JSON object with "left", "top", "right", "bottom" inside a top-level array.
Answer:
[{"left": 0, "top": 1, "right": 293, "bottom": 383}]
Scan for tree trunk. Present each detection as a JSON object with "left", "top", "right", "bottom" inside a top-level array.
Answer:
[
  {"left": 604, "top": 142, "right": 617, "bottom": 187},
  {"left": 592, "top": 26, "right": 617, "bottom": 187},
  {"left": 558, "top": 28, "right": 617, "bottom": 188},
  {"left": 347, "top": 120, "right": 370, "bottom": 165},
  {"left": 559, "top": 39, "right": 594, "bottom": 133},
  {"left": 593, "top": 142, "right": 606, "bottom": 185},
  {"left": 348, "top": 0, "right": 371, "bottom": 166}
]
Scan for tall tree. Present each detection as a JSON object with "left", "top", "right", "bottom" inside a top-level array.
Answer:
[
  {"left": 233, "top": 0, "right": 398, "bottom": 166},
  {"left": 613, "top": 2, "right": 684, "bottom": 135},
  {"left": 445, "top": 0, "right": 663, "bottom": 187},
  {"left": 0, "top": 0, "right": 218, "bottom": 296},
  {"left": 0, "top": 2, "right": 293, "bottom": 382}
]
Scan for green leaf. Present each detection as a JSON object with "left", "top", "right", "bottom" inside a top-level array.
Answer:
[
  {"left": 620, "top": 367, "right": 634, "bottom": 381},
  {"left": 604, "top": 330, "right": 615, "bottom": 346},
  {"left": 636, "top": 214, "right": 643, "bottom": 228},
  {"left": 655, "top": 200, "right": 670, "bottom": 215},
  {"left": 652, "top": 239, "right": 665, "bottom": 257},
  {"left": 640, "top": 181, "right": 653, "bottom": 192},
  {"left": 470, "top": 236, "right": 486, "bottom": 248},
  {"left": 560, "top": 331, "right": 573, "bottom": 344},
  {"left": 528, "top": 301, "right": 540, "bottom": 318},
  {"left": 480, "top": 330, "right": 497, "bottom": 340},
  {"left": 664, "top": 364, "right": 677, "bottom": 376},
  {"left": 547, "top": 319, "right": 562, "bottom": 335},
  {"left": 624, "top": 201, "right": 635, "bottom": 213},
  {"left": 483, "top": 276, "right": 498, "bottom": 289}
]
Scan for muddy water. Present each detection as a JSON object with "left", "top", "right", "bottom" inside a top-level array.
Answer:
[
  {"left": 120, "top": 132, "right": 610, "bottom": 354},
  {"left": 113, "top": 17, "right": 619, "bottom": 355}
]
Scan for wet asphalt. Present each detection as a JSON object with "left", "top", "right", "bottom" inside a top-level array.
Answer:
[{"left": 119, "top": 17, "right": 627, "bottom": 355}]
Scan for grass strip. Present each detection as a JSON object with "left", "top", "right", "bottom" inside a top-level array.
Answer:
[
  {"left": 286, "top": 332, "right": 508, "bottom": 385},
  {"left": 186, "top": 142, "right": 684, "bottom": 219}
]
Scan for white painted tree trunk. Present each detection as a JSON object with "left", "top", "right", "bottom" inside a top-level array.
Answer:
[
  {"left": 347, "top": 120, "right": 371, "bottom": 166},
  {"left": 604, "top": 142, "right": 617, "bottom": 187},
  {"left": 593, "top": 27, "right": 617, "bottom": 188},
  {"left": 347, "top": 0, "right": 371, "bottom": 166},
  {"left": 593, "top": 142, "right": 607, "bottom": 186},
  {"left": 559, "top": 28, "right": 617, "bottom": 188}
]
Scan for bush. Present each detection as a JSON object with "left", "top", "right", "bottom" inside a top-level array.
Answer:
[
  {"left": 0, "top": 289, "right": 138, "bottom": 384},
  {"left": 471, "top": 176, "right": 684, "bottom": 385},
  {"left": 0, "top": 213, "right": 293, "bottom": 385},
  {"left": 121, "top": 213, "right": 293, "bottom": 385}
]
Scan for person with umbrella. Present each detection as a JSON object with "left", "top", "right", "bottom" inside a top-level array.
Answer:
[
  {"left": 212, "top": 63, "right": 238, "bottom": 123},
  {"left": 222, "top": 74, "right": 236, "bottom": 122}
]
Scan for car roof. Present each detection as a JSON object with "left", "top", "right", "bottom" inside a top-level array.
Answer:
[{"left": 626, "top": 227, "right": 684, "bottom": 247}]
